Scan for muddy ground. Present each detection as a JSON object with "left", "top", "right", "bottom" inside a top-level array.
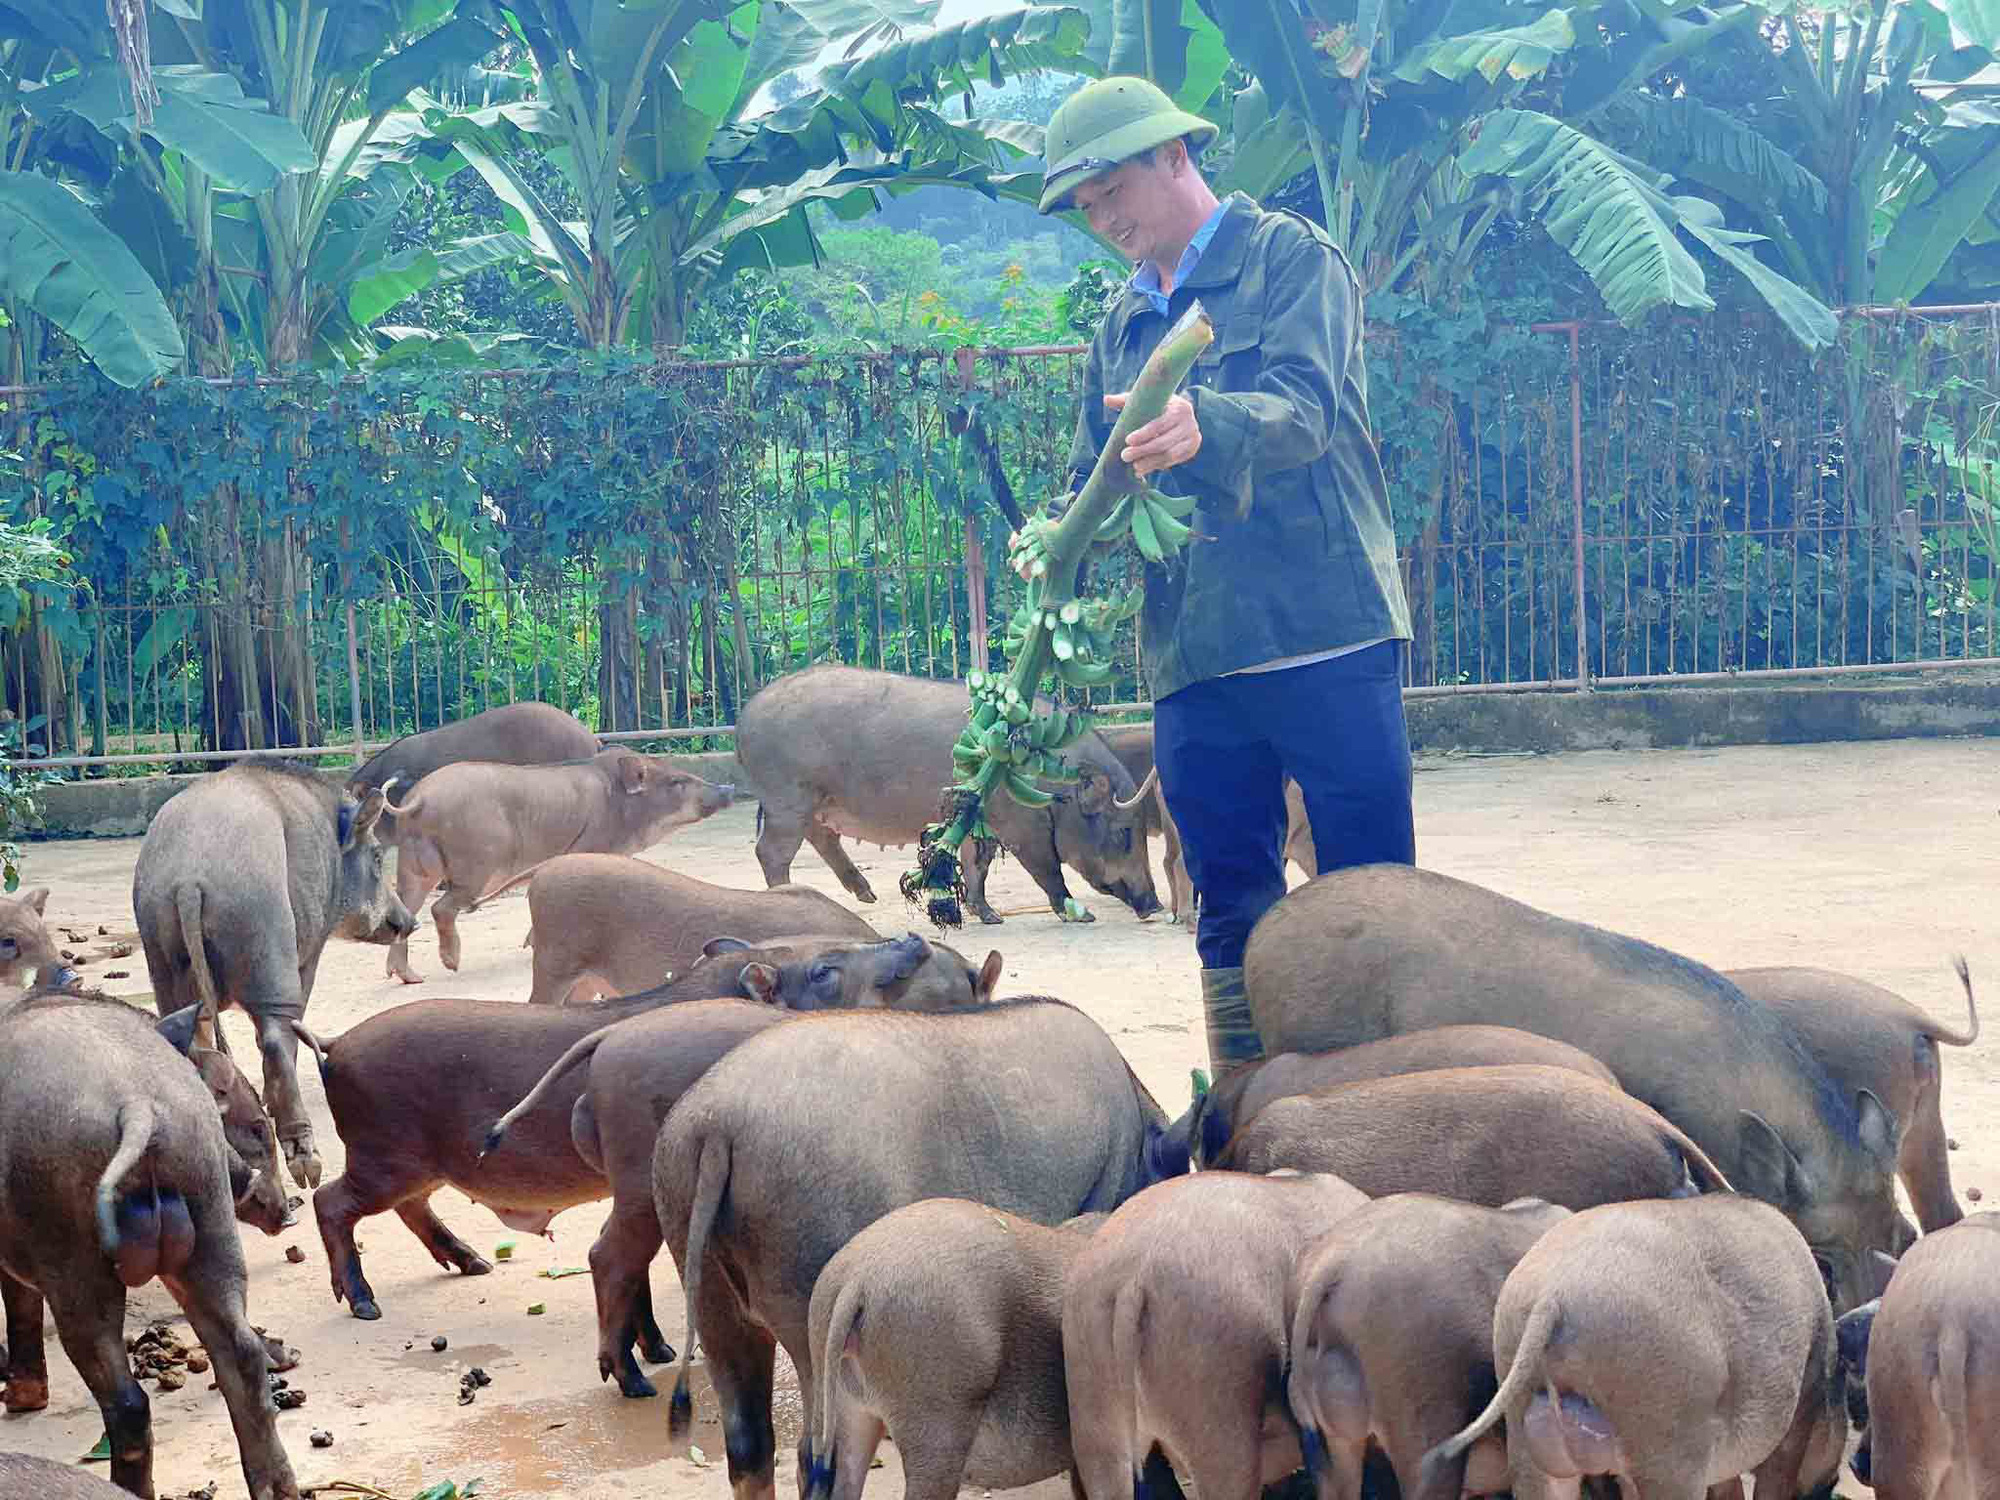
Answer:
[{"left": 3, "top": 736, "right": 1995, "bottom": 1500}]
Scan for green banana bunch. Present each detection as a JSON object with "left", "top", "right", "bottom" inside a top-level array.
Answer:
[
  {"left": 1006, "top": 518, "right": 1057, "bottom": 581},
  {"left": 1129, "top": 487, "right": 1195, "bottom": 565}
]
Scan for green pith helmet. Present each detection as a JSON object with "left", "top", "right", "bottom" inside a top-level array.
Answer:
[{"left": 1037, "top": 76, "right": 1218, "bottom": 215}]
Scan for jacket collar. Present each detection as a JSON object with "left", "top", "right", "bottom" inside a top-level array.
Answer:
[{"left": 1111, "top": 192, "right": 1258, "bottom": 326}]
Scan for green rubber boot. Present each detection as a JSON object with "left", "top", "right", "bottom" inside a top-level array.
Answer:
[{"left": 1201, "top": 966, "right": 1264, "bottom": 1075}]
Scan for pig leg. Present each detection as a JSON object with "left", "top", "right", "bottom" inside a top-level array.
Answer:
[
  {"left": 962, "top": 837, "right": 1006, "bottom": 926},
  {"left": 591, "top": 1195, "right": 669, "bottom": 1398},
  {"left": 1, "top": 1267, "right": 48, "bottom": 1412},
  {"left": 387, "top": 838, "right": 442, "bottom": 984},
  {"left": 429, "top": 882, "right": 475, "bottom": 973},
  {"left": 314, "top": 1163, "right": 455, "bottom": 1320},
  {"left": 394, "top": 1199, "right": 494, "bottom": 1278},
  {"left": 163, "top": 1221, "right": 299, "bottom": 1500},
  {"left": 812, "top": 1399, "right": 885, "bottom": 1500},
  {"left": 803, "top": 822, "right": 877, "bottom": 905},
  {"left": 1901, "top": 1052, "right": 1963, "bottom": 1234},
  {"left": 1160, "top": 806, "right": 1192, "bottom": 926},
  {"left": 892, "top": 1409, "right": 981, "bottom": 1500},
  {"left": 636, "top": 1283, "right": 674, "bottom": 1365},
  {"left": 251, "top": 1005, "right": 321, "bottom": 1189},
  {"left": 692, "top": 1273, "right": 781, "bottom": 1500},
  {"left": 46, "top": 1277, "right": 151, "bottom": 1497},
  {"left": 754, "top": 803, "right": 811, "bottom": 889}
]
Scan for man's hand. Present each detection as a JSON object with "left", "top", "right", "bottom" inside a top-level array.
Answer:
[{"left": 1107, "top": 391, "right": 1201, "bottom": 477}]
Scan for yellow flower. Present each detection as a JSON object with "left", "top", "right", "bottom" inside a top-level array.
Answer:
[
  {"left": 917, "top": 290, "right": 941, "bottom": 306},
  {"left": 1003, "top": 263, "right": 1025, "bottom": 283}
]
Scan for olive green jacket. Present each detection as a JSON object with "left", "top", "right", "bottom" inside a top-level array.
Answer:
[{"left": 1067, "top": 192, "right": 1412, "bottom": 699}]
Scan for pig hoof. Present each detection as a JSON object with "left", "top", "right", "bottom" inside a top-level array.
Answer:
[
  {"left": 641, "top": 1335, "right": 675, "bottom": 1365},
  {"left": 460, "top": 1256, "right": 494, "bottom": 1277},
  {"left": 618, "top": 1370, "right": 659, "bottom": 1400},
  {"left": 350, "top": 1298, "right": 382, "bottom": 1322},
  {"left": 3, "top": 1377, "right": 49, "bottom": 1412},
  {"left": 284, "top": 1143, "right": 324, "bottom": 1190}
]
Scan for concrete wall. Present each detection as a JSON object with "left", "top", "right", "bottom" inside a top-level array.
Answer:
[{"left": 26, "top": 672, "right": 2000, "bottom": 840}]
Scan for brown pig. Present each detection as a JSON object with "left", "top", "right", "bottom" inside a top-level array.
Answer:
[
  {"left": 0, "top": 887, "right": 74, "bottom": 992},
  {"left": 347, "top": 701, "right": 600, "bottom": 837},
  {"left": 486, "top": 931, "right": 1000, "bottom": 1397},
  {"left": 1064, "top": 1170, "right": 1369, "bottom": 1500},
  {"left": 1176, "top": 1026, "right": 1621, "bottom": 1168},
  {"left": 0, "top": 1452, "right": 135, "bottom": 1498},
  {"left": 1730, "top": 958, "right": 1979, "bottom": 1243},
  {"left": 518, "top": 852, "right": 875, "bottom": 1004},
  {"left": 384, "top": 747, "right": 733, "bottom": 984},
  {"left": 1422, "top": 1195, "right": 1844, "bottom": 1500},
  {"left": 803, "top": 1199, "right": 1106, "bottom": 1500},
  {"left": 1286, "top": 1196, "right": 1574, "bottom": 1500},
  {"left": 134, "top": 757, "right": 412, "bottom": 1191},
  {"left": 1217, "top": 1065, "right": 1731, "bottom": 1210},
  {"left": 0, "top": 992, "right": 298, "bottom": 1500},
  {"left": 1839, "top": 1211, "right": 2000, "bottom": 1500},
  {"left": 316, "top": 934, "right": 949, "bottom": 1327}
]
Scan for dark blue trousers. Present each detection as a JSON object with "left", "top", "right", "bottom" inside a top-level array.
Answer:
[{"left": 1155, "top": 641, "right": 1416, "bottom": 971}]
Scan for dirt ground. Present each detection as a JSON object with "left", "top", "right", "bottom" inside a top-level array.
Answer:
[{"left": 4, "top": 736, "right": 1996, "bottom": 1500}]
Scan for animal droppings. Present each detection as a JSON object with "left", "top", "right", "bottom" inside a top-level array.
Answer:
[
  {"left": 1968, "top": 1186, "right": 1983, "bottom": 1202},
  {"left": 274, "top": 1388, "right": 307, "bottom": 1410},
  {"left": 432, "top": 1335, "right": 449, "bottom": 1352},
  {"left": 1949, "top": 1137, "right": 1960, "bottom": 1150},
  {"left": 310, "top": 1429, "right": 333, "bottom": 1448},
  {"left": 285, "top": 1245, "right": 306, "bottom": 1264}
]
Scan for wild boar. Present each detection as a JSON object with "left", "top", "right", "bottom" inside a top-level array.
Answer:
[
  {"left": 1730, "top": 958, "right": 1978, "bottom": 1243},
  {"left": 803, "top": 1199, "right": 1105, "bottom": 1500},
  {"left": 1064, "top": 1170, "right": 1370, "bottom": 1500},
  {"left": 0, "top": 992, "right": 298, "bottom": 1500},
  {"left": 348, "top": 701, "right": 600, "bottom": 837},
  {"left": 384, "top": 747, "right": 733, "bottom": 983},
  {"left": 1286, "top": 1196, "right": 1574, "bottom": 1500},
  {"left": 1217, "top": 1066, "right": 1730, "bottom": 1211},
  {"left": 1838, "top": 1211, "right": 2000, "bottom": 1500},
  {"left": 1421, "top": 1195, "right": 1845, "bottom": 1500},
  {"left": 1245, "top": 864, "right": 1903, "bottom": 1312},
  {"left": 1175, "top": 1025, "right": 1621, "bottom": 1168},
  {"left": 0, "top": 1452, "right": 134, "bottom": 1499},
  {"left": 655, "top": 999, "right": 1180, "bottom": 1500},
  {"left": 316, "top": 935, "right": 949, "bottom": 1326},
  {"left": 133, "top": 757, "right": 412, "bottom": 1190},
  {"left": 518, "top": 852, "right": 875, "bottom": 1004},
  {"left": 0, "top": 887, "right": 75, "bottom": 992},
  {"left": 735, "top": 665, "right": 1160, "bottom": 925}
]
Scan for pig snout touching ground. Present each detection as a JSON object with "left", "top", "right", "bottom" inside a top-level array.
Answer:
[
  {"left": 347, "top": 701, "right": 600, "bottom": 838},
  {"left": 1286, "top": 1195, "right": 1573, "bottom": 1500},
  {"left": 1217, "top": 1065, "right": 1732, "bottom": 1210},
  {"left": 736, "top": 665, "right": 1159, "bottom": 926},
  {"left": 522, "top": 852, "right": 876, "bottom": 1003},
  {"left": 1731, "top": 957, "right": 1979, "bottom": 1244},
  {"left": 1244, "top": 864, "right": 1905, "bottom": 1313},
  {"left": 134, "top": 757, "right": 410, "bottom": 1191},
  {"left": 315, "top": 941, "right": 857, "bottom": 1326},
  {"left": 802, "top": 1198, "right": 1103, "bottom": 1500},
  {"left": 1841, "top": 1211, "right": 2000, "bottom": 1500},
  {"left": 0, "top": 886, "right": 75, "bottom": 992},
  {"left": 1176, "top": 1026, "right": 1621, "bottom": 1168},
  {"left": 654, "top": 999, "right": 1178, "bottom": 1500},
  {"left": 0, "top": 1452, "right": 136, "bottom": 1498},
  {"left": 700, "top": 932, "right": 1002, "bottom": 1011},
  {"left": 1063, "top": 1170, "right": 1369, "bottom": 1500},
  {"left": 384, "top": 747, "right": 733, "bottom": 984},
  {"left": 0, "top": 991, "right": 299, "bottom": 1500},
  {"left": 1422, "top": 1195, "right": 1844, "bottom": 1500}
]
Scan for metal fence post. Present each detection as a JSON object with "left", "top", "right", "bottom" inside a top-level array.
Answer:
[
  {"left": 1568, "top": 323, "right": 1588, "bottom": 690},
  {"left": 956, "top": 347, "right": 991, "bottom": 676}
]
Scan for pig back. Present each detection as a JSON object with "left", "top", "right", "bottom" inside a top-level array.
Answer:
[{"left": 0, "top": 1452, "right": 132, "bottom": 1498}]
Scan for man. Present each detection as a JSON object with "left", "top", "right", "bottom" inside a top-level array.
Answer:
[{"left": 1038, "top": 76, "right": 1416, "bottom": 1073}]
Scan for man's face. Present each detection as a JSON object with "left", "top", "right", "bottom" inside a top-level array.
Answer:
[{"left": 1068, "top": 148, "right": 1180, "bottom": 266}]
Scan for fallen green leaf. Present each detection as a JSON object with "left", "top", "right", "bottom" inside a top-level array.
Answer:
[
  {"left": 689, "top": 1446, "right": 712, "bottom": 1468},
  {"left": 493, "top": 1240, "right": 516, "bottom": 1261},
  {"left": 82, "top": 1432, "right": 111, "bottom": 1464},
  {"left": 526, "top": 1302, "right": 546, "bottom": 1315},
  {"left": 538, "top": 1265, "right": 589, "bottom": 1279}
]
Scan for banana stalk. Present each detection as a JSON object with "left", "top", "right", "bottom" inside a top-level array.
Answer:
[{"left": 901, "top": 303, "right": 1215, "bottom": 929}]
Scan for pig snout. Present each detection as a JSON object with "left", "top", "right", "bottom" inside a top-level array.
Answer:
[{"left": 1113, "top": 879, "right": 1162, "bottom": 920}]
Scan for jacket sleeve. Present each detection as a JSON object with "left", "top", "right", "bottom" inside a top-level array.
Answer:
[{"left": 1179, "top": 225, "right": 1358, "bottom": 495}]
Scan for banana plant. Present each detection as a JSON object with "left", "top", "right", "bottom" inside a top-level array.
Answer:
[{"left": 902, "top": 303, "right": 1212, "bottom": 929}]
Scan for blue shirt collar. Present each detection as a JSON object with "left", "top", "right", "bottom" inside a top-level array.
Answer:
[{"left": 1130, "top": 199, "right": 1232, "bottom": 316}]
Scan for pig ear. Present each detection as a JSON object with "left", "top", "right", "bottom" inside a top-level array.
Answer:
[
  {"left": 975, "top": 950, "right": 1003, "bottom": 1004},
  {"left": 702, "top": 936, "right": 753, "bottom": 958},
  {"left": 1855, "top": 1089, "right": 1901, "bottom": 1166},
  {"left": 620, "top": 756, "right": 648, "bottom": 795},
  {"left": 1737, "top": 1110, "right": 1811, "bottom": 1209},
  {"left": 343, "top": 787, "right": 389, "bottom": 850},
  {"left": 739, "top": 962, "right": 781, "bottom": 1006},
  {"left": 882, "top": 933, "right": 931, "bottom": 982},
  {"left": 191, "top": 1048, "right": 235, "bottom": 1102},
  {"left": 1075, "top": 766, "right": 1110, "bottom": 814},
  {"left": 19, "top": 887, "right": 48, "bottom": 915},
  {"left": 156, "top": 1004, "right": 202, "bottom": 1057}
]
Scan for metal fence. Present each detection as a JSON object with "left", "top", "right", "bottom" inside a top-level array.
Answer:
[{"left": 7, "top": 305, "right": 2000, "bottom": 771}]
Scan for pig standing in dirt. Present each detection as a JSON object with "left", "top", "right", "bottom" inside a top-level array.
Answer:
[
  {"left": 1064, "top": 1170, "right": 1369, "bottom": 1500},
  {"left": 1731, "top": 958, "right": 1978, "bottom": 1242},
  {"left": 655, "top": 998, "right": 1179, "bottom": 1500},
  {"left": 347, "top": 701, "right": 600, "bottom": 836},
  {"left": 1422, "top": 1195, "right": 1845, "bottom": 1500},
  {"left": 0, "top": 992, "right": 298, "bottom": 1500},
  {"left": 1837, "top": 1212, "right": 2000, "bottom": 1500},
  {"left": 736, "top": 665, "right": 1160, "bottom": 925},
  {"left": 1176, "top": 1025, "right": 1620, "bottom": 1168},
  {"left": 803, "top": 1200, "right": 1107, "bottom": 1500},
  {"left": 133, "top": 758, "right": 412, "bottom": 1190},
  {"left": 518, "top": 852, "right": 875, "bottom": 1004},
  {"left": 0, "top": 887, "right": 77, "bottom": 993},
  {"left": 1217, "top": 1065, "right": 1731, "bottom": 1209},
  {"left": 1245, "top": 864, "right": 1903, "bottom": 1312},
  {"left": 1286, "top": 1196, "right": 1573, "bottom": 1500},
  {"left": 487, "top": 931, "right": 996, "bottom": 1396},
  {"left": 317, "top": 934, "right": 951, "bottom": 1328},
  {"left": 384, "top": 747, "right": 733, "bottom": 983}
]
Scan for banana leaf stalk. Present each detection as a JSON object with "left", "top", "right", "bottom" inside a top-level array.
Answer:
[{"left": 901, "top": 303, "right": 1215, "bottom": 929}]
